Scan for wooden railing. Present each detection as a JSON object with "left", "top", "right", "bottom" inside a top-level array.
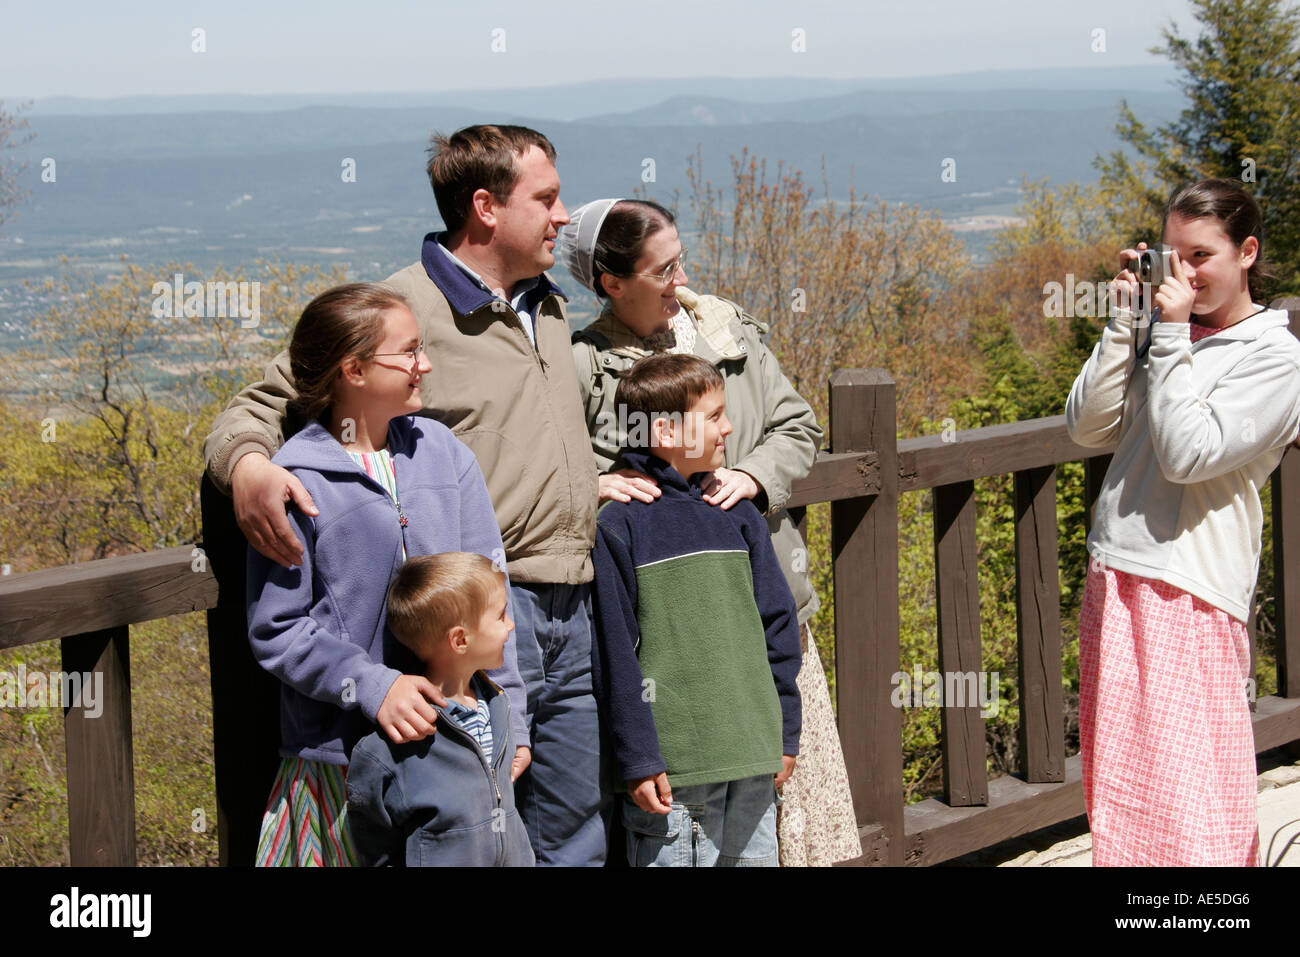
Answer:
[
  {"left": 0, "top": 547, "right": 218, "bottom": 865},
  {"left": 3, "top": 307, "right": 1298, "bottom": 865},
  {"left": 798, "top": 369, "right": 1300, "bottom": 865}
]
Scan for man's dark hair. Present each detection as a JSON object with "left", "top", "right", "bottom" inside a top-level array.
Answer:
[{"left": 426, "top": 125, "right": 557, "bottom": 235}]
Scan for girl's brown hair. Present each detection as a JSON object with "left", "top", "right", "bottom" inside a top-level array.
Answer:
[
  {"left": 1164, "top": 178, "right": 1273, "bottom": 302},
  {"left": 288, "top": 283, "right": 409, "bottom": 425}
]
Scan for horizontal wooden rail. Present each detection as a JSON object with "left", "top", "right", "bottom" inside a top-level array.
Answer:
[
  {"left": 791, "top": 417, "right": 1117, "bottom": 504},
  {"left": 0, "top": 545, "right": 219, "bottom": 650},
  {"left": 0, "top": 545, "right": 219, "bottom": 866},
  {"left": 898, "top": 416, "right": 1117, "bottom": 493},
  {"left": 786, "top": 450, "right": 880, "bottom": 508}
]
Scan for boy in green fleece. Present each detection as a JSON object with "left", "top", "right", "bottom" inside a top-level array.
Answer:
[{"left": 590, "top": 353, "right": 802, "bottom": 866}]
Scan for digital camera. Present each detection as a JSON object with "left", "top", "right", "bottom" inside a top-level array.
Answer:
[{"left": 1125, "top": 244, "right": 1175, "bottom": 315}]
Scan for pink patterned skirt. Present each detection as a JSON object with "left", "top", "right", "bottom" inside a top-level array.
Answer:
[{"left": 1078, "top": 563, "right": 1258, "bottom": 866}]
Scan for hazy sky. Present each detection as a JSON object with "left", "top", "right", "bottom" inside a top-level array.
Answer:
[{"left": 3, "top": 0, "right": 1199, "bottom": 99}]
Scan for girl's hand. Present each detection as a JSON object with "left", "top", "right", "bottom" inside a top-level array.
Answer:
[
  {"left": 700, "top": 467, "right": 761, "bottom": 510},
  {"left": 510, "top": 746, "right": 532, "bottom": 782},
  {"left": 1109, "top": 241, "right": 1148, "bottom": 317},
  {"left": 1154, "top": 250, "right": 1194, "bottom": 324},
  {"left": 377, "top": 675, "right": 446, "bottom": 744}
]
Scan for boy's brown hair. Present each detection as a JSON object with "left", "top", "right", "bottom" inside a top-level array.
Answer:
[
  {"left": 426, "top": 124, "right": 558, "bottom": 235},
  {"left": 386, "top": 553, "right": 505, "bottom": 658},
  {"left": 614, "top": 354, "right": 724, "bottom": 449}
]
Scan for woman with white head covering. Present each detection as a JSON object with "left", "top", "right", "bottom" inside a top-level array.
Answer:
[{"left": 560, "top": 198, "right": 861, "bottom": 866}]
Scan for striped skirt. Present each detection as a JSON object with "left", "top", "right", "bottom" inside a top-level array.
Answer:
[
  {"left": 255, "top": 757, "right": 360, "bottom": 867},
  {"left": 1078, "top": 564, "right": 1259, "bottom": 866}
]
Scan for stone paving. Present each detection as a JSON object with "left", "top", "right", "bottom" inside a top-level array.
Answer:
[{"left": 996, "top": 759, "right": 1300, "bottom": 867}]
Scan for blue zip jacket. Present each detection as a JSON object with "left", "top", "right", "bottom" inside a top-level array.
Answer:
[
  {"left": 346, "top": 672, "right": 534, "bottom": 866},
  {"left": 246, "top": 415, "right": 527, "bottom": 764}
]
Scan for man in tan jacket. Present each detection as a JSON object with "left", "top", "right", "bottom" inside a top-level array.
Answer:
[{"left": 205, "top": 125, "right": 605, "bottom": 865}]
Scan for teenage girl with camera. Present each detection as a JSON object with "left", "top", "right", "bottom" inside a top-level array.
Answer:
[{"left": 1066, "top": 178, "right": 1300, "bottom": 865}]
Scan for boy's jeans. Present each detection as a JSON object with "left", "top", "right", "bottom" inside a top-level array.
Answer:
[{"left": 621, "top": 773, "right": 778, "bottom": 867}]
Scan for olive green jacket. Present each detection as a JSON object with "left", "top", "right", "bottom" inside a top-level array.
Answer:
[
  {"left": 571, "top": 287, "right": 823, "bottom": 622},
  {"left": 204, "top": 260, "right": 598, "bottom": 585}
]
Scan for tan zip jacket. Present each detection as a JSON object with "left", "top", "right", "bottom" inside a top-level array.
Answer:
[{"left": 204, "top": 259, "right": 598, "bottom": 585}]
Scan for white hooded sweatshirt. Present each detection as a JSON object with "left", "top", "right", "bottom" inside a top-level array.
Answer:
[{"left": 1066, "top": 307, "right": 1300, "bottom": 621}]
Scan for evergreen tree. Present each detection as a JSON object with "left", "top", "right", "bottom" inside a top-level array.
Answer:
[{"left": 1095, "top": 0, "right": 1300, "bottom": 292}]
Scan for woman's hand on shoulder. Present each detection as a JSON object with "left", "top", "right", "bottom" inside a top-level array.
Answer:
[
  {"left": 700, "top": 467, "right": 762, "bottom": 510},
  {"left": 377, "top": 675, "right": 447, "bottom": 745}
]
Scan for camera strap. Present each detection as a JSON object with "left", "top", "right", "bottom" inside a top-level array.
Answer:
[{"left": 1134, "top": 306, "right": 1158, "bottom": 365}]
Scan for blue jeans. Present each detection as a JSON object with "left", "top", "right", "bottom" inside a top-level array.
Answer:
[
  {"left": 622, "top": 774, "right": 778, "bottom": 867},
  {"left": 511, "top": 581, "right": 605, "bottom": 866}
]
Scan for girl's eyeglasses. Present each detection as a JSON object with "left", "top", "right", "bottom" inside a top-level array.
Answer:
[{"left": 371, "top": 342, "right": 427, "bottom": 370}]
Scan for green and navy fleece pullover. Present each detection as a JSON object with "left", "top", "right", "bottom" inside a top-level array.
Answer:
[{"left": 591, "top": 450, "right": 802, "bottom": 788}]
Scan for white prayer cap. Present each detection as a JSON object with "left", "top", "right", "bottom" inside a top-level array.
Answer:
[{"left": 556, "top": 198, "right": 622, "bottom": 292}]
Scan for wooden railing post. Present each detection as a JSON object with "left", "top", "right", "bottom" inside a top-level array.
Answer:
[
  {"left": 1014, "top": 466, "right": 1065, "bottom": 781},
  {"left": 933, "top": 480, "right": 987, "bottom": 805},
  {"left": 202, "top": 471, "right": 282, "bottom": 866},
  {"left": 1275, "top": 448, "right": 1299, "bottom": 698},
  {"left": 830, "top": 369, "right": 902, "bottom": 865},
  {"left": 62, "top": 626, "right": 135, "bottom": 866},
  {"left": 1274, "top": 300, "right": 1300, "bottom": 700}
]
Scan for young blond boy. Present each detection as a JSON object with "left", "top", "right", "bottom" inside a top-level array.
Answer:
[
  {"left": 346, "top": 552, "right": 534, "bottom": 866},
  {"left": 591, "top": 354, "right": 801, "bottom": 866}
]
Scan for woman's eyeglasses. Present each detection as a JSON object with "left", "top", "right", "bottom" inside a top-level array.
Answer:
[
  {"left": 631, "top": 249, "right": 688, "bottom": 285},
  {"left": 598, "top": 250, "right": 688, "bottom": 286}
]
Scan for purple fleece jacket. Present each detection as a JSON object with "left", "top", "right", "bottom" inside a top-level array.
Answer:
[{"left": 246, "top": 414, "right": 527, "bottom": 765}]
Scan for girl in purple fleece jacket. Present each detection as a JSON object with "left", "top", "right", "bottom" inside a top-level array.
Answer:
[{"left": 245, "top": 283, "right": 529, "bottom": 866}]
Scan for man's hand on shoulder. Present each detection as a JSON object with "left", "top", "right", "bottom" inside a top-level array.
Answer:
[
  {"left": 232, "top": 451, "right": 319, "bottom": 567},
  {"left": 598, "top": 468, "right": 660, "bottom": 505}
]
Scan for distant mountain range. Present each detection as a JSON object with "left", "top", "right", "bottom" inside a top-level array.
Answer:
[{"left": 0, "top": 68, "right": 1185, "bottom": 334}]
